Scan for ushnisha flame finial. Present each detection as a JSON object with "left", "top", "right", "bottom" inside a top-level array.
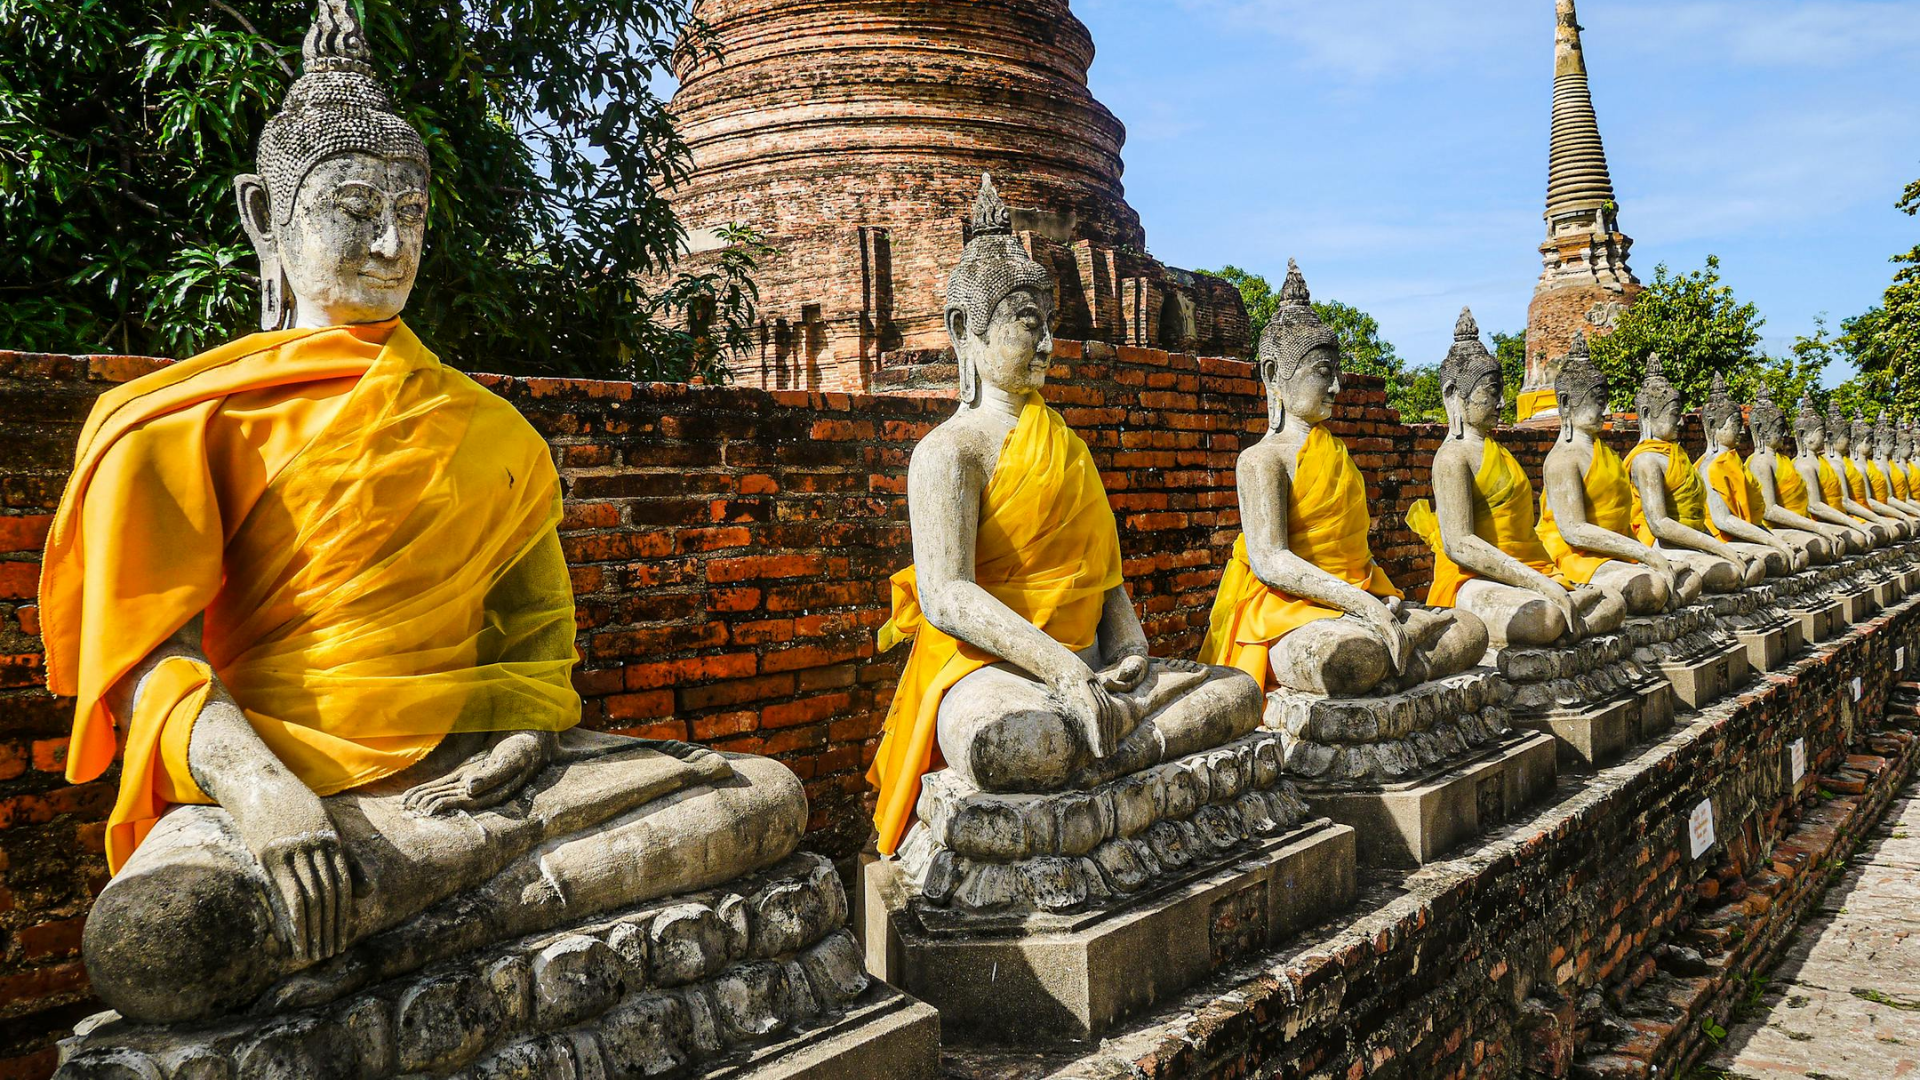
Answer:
[
  {"left": 1440, "top": 307, "right": 1500, "bottom": 395},
  {"left": 1554, "top": 330, "right": 1605, "bottom": 408},
  {"left": 945, "top": 172, "right": 1053, "bottom": 342},
  {"left": 968, "top": 172, "right": 1013, "bottom": 238},
  {"left": 1257, "top": 259, "right": 1339, "bottom": 382},
  {"left": 1703, "top": 370, "right": 1737, "bottom": 431},
  {"left": 1636, "top": 350, "right": 1677, "bottom": 419}
]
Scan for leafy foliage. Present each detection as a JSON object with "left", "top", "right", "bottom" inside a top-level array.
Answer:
[
  {"left": 0, "top": 0, "right": 755, "bottom": 379},
  {"left": 1824, "top": 177, "right": 1920, "bottom": 415},
  {"left": 1492, "top": 331, "right": 1526, "bottom": 424},
  {"left": 1587, "top": 256, "right": 1766, "bottom": 412},
  {"left": 1206, "top": 264, "right": 1279, "bottom": 344}
]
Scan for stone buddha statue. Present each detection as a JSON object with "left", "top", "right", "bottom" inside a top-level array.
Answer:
[
  {"left": 1794, "top": 395, "right": 1890, "bottom": 546},
  {"left": 865, "top": 173, "right": 1261, "bottom": 860},
  {"left": 40, "top": 2, "right": 806, "bottom": 1026},
  {"left": 1860, "top": 412, "right": 1920, "bottom": 525},
  {"left": 1819, "top": 401, "right": 1902, "bottom": 542},
  {"left": 1200, "top": 261, "right": 1486, "bottom": 697},
  {"left": 1535, "top": 332, "right": 1687, "bottom": 614},
  {"left": 1899, "top": 419, "right": 1920, "bottom": 501},
  {"left": 1875, "top": 413, "right": 1920, "bottom": 515},
  {"left": 1407, "top": 309, "right": 1622, "bottom": 648},
  {"left": 1745, "top": 384, "right": 1851, "bottom": 559},
  {"left": 1622, "top": 354, "right": 1757, "bottom": 589},
  {"left": 1692, "top": 372, "right": 1804, "bottom": 574}
]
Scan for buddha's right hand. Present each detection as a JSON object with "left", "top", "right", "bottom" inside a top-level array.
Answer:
[
  {"left": 1365, "top": 604, "right": 1414, "bottom": 674},
  {"left": 243, "top": 786, "right": 352, "bottom": 966},
  {"left": 1055, "top": 673, "right": 1131, "bottom": 759}
]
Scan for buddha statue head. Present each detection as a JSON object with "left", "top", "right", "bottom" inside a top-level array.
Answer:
[
  {"left": 1826, "top": 401, "right": 1851, "bottom": 454},
  {"left": 1635, "top": 352, "right": 1681, "bottom": 441},
  {"left": 1702, "top": 371, "right": 1740, "bottom": 451},
  {"left": 1439, "top": 307, "right": 1502, "bottom": 437},
  {"left": 1877, "top": 411, "right": 1897, "bottom": 460},
  {"left": 1256, "top": 260, "right": 1341, "bottom": 432},
  {"left": 1796, "top": 395, "right": 1827, "bottom": 453},
  {"left": 945, "top": 173, "right": 1056, "bottom": 405},
  {"left": 1553, "top": 331, "right": 1608, "bottom": 438},
  {"left": 1749, "top": 384, "right": 1785, "bottom": 452},
  {"left": 1899, "top": 419, "right": 1914, "bottom": 462},
  {"left": 1851, "top": 415, "right": 1874, "bottom": 458},
  {"left": 236, "top": 0, "right": 432, "bottom": 331}
]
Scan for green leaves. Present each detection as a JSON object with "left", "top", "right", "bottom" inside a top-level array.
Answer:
[
  {"left": 0, "top": 0, "right": 748, "bottom": 381},
  {"left": 1587, "top": 256, "right": 1768, "bottom": 413}
]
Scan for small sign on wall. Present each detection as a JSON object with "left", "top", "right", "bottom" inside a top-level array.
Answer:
[
  {"left": 1899, "top": 646, "right": 1906, "bottom": 672},
  {"left": 1791, "top": 738, "right": 1808, "bottom": 784},
  {"left": 1689, "top": 799, "right": 1716, "bottom": 860},
  {"left": 1853, "top": 676, "right": 1864, "bottom": 703}
]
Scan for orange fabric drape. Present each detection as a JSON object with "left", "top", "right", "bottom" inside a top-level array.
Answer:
[
  {"left": 1515, "top": 388, "right": 1558, "bottom": 423},
  {"left": 866, "top": 394, "right": 1123, "bottom": 856},
  {"left": 1893, "top": 463, "right": 1912, "bottom": 501},
  {"left": 1406, "top": 438, "right": 1560, "bottom": 608},
  {"left": 1626, "top": 440, "right": 1709, "bottom": 541},
  {"left": 1198, "top": 426, "right": 1401, "bottom": 689},
  {"left": 1868, "top": 462, "right": 1892, "bottom": 503},
  {"left": 1752, "top": 451, "right": 1810, "bottom": 517},
  {"left": 1844, "top": 457, "right": 1870, "bottom": 505},
  {"left": 1700, "top": 448, "right": 1768, "bottom": 540},
  {"left": 1819, "top": 457, "right": 1865, "bottom": 521},
  {"left": 1536, "top": 439, "right": 1636, "bottom": 584},
  {"left": 40, "top": 322, "right": 580, "bottom": 870}
]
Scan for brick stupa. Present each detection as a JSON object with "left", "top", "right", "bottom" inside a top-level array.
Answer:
[
  {"left": 1520, "top": 0, "right": 1643, "bottom": 423},
  {"left": 665, "top": 0, "right": 1250, "bottom": 391}
]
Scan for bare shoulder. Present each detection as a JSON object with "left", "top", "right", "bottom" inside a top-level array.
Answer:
[
  {"left": 908, "top": 413, "right": 995, "bottom": 490},
  {"left": 1432, "top": 438, "right": 1475, "bottom": 475}
]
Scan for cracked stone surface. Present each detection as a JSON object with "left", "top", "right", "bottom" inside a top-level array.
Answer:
[{"left": 1705, "top": 790, "right": 1920, "bottom": 1079}]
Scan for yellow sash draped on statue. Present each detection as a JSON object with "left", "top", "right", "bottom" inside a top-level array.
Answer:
[
  {"left": 1816, "top": 457, "right": 1854, "bottom": 518},
  {"left": 1753, "top": 451, "right": 1809, "bottom": 517},
  {"left": 1515, "top": 387, "right": 1557, "bottom": 423},
  {"left": 1198, "top": 426, "right": 1401, "bottom": 688},
  {"left": 40, "top": 322, "right": 580, "bottom": 871},
  {"left": 1893, "top": 463, "right": 1912, "bottom": 501},
  {"left": 1844, "top": 458, "right": 1870, "bottom": 505},
  {"left": 1537, "top": 439, "right": 1636, "bottom": 584},
  {"left": 1407, "top": 438, "right": 1560, "bottom": 607},
  {"left": 1700, "top": 448, "right": 1767, "bottom": 540},
  {"left": 1869, "top": 462, "right": 1892, "bottom": 503},
  {"left": 1905, "top": 464, "right": 1920, "bottom": 498},
  {"left": 867, "top": 394, "right": 1122, "bottom": 856},
  {"left": 1625, "top": 440, "right": 1709, "bottom": 542}
]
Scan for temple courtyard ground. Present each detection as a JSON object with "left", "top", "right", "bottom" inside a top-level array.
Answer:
[{"left": 1703, "top": 786, "right": 1920, "bottom": 1079}]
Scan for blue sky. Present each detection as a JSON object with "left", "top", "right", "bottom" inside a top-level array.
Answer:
[{"left": 1074, "top": 0, "right": 1920, "bottom": 382}]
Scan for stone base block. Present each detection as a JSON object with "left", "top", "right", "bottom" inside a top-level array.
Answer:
[
  {"left": 1512, "top": 694, "right": 1636, "bottom": 771},
  {"left": 1837, "top": 589, "right": 1876, "bottom": 624},
  {"left": 1902, "top": 567, "right": 1920, "bottom": 594},
  {"left": 1658, "top": 641, "right": 1750, "bottom": 710},
  {"left": 1872, "top": 578, "right": 1902, "bottom": 609},
  {"left": 863, "top": 820, "right": 1356, "bottom": 1045},
  {"left": 1789, "top": 600, "right": 1845, "bottom": 643},
  {"left": 1295, "top": 732, "right": 1557, "bottom": 868},
  {"left": 1636, "top": 679, "right": 1678, "bottom": 743},
  {"left": 725, "top": 988, "right": 941, "bottom": 1080},
  {"left": 1735, "top": 621, "right": 1801, "bottom": 672}
]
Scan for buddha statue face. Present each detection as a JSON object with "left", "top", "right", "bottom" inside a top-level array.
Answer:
[
  {"left": 1712, "top": 414, "right": 1741, "bottom": 450},
  {"left": 1272, "top": 342, "right": 1340, "bottom": 428},
  {"left": 1898, "top": 424, "right": 1913, "bottom": 461},
  {"left": 1447, "top": 368, "right": 1503, "bottom": 433},
  {"left": 952, "top": 286, "right": 1055, "bottom": 397},
  {"left": 1636, "top": 354, "right": 1680, "bottom": 442},
  {"left": 1830, "top": 422, "right": 1851, "bottom": 455},
  {"left": 1796, "top": 412, "right": 1826, "bottom": 454},
  {"left": 1750, "top": 401, "right": 1784, "bottom": 452},
  {"left": 1439, "top": 307, "right": 1500, "bottom": 435},
  {"left": 239, "top": 152, "right": 427, "bottom": 327},
  {"left": 1565, "top": 383, "right": 1607, "bottom": 436}
]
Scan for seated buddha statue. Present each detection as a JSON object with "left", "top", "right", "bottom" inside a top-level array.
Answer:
[
  {"left": 1865, "top": 412, "right": 1920, "bottom": 523},
  {"left": 1407, "top": 310, "right": 1623, "bottom": 649},
  {"left": 41, "top": 4, "right": 805, "bottom": 1025},
  {"left": 1781, "top": 393, "right": 1889, "bottom": 541},
  {"left": 1622, "top": 354, "right": 1757, "bottom": 590},
  {"left": 865, "top": 174, "right": 1261, "bottom": 859},
  {"left": 1692, "top": 372, "right": 1803, "bottom": 575},
  {"left": 1899, "top": 420, "right": 1920, "bottom": 506},
  {"left": 1199, "top": 261, "right": 1487, "bottom": 698},
  {"left": 1819, "top": 401, "right": 1902, "bottom": 542},
  {"left": 1876, "top": 413, "right": 1920, "bottom": 516},
  {"left": 1745, "top": 385, "right": 1853, "bottom": 559},
  {"left": 1535, "top": 332, "right": 1688, "bottom": 613}
]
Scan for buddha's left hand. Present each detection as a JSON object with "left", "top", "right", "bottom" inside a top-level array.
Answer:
[
  {"left": 403, "top": 730, "right": 558, "bottom": 817},
  {"left": 1098, "top": 653, "right": 1150, "bottom": 692}
]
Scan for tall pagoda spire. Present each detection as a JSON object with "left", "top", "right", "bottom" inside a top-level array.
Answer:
[
  {"left": 1519, "top": 0, "right": 1643, "bottom": 424},
  {"left": 1547, "top": 0, "right": 1617, "bottom": 223}
]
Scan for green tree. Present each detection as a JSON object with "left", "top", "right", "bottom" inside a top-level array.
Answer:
[
  {"left": 1587, "top": 256, "right": 1765, "bottom": 412},
  {"left": 1825, "top": 177, "right": 1920, "bottom": 414},
  {"left": 0, "top": 0, "right": 756, "bottom": 378},
  {"left": 1492, "top": 331, "right": 1526, "bottom": 424},
  {"left": 1393, "top": 365, "right": 1444, "bottom": 424}
]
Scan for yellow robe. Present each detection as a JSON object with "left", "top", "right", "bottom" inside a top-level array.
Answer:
[
  {"left": 1625, "top": 440, "right": 1709, "bottom": 542},
  {"left": 1868, "top": 462, "right": 1892, "bottom": 503},
  {"left": 867, "top": 394, "right": 1123, "bottom": 856},
  {"left": 1536, "top": 439, "right": 1636, "bottom": 584},
  {"left": 1752, "top": 450, "right": 1809, "bottom": 517},
  {"left": 1515, "top": 387, "right": 1557, "bottom": 423},
  {"left": 1699, "top": 448, "right": 1768, "bottom": 540},
  {"left": 1198, "top": 426, "right": 1402, "bottom": 689},
  {"left": 1407, "top": 438, "right": 1561, "bottom": 608},
  {"left": 40, "top": 322, "right": 580, "bottom": 871},
  {"left": 1905, "top": 463, "right": 1920, "bottom": 497},
  {"left": 1844, "top": 457, "right": 1870, "bottom": 505},
  {"left": 1816, "top": 457, "right": 1853, "bottom": 517},
  {"left": 1893, "top": 463, "right": 1912, "bottom": 501}
]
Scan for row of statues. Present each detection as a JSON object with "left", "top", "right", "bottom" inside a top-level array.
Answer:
[{"left": 49, "top": 4, "right": 1918, "bottom": 1072}]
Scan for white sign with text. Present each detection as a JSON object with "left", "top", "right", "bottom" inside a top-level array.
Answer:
[
  {"left": 1853, "top": 676, "right": 1864, "bottom": 703},
  {"left": 1689, "top": 799, "right": 1716, "bottom": 859},
  {"left": 1791, "top": 738, "right": 1807, "bottom": 784}
]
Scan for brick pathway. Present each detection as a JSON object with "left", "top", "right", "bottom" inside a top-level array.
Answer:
[{"left": 1704, "top": 787, "right": 1920, "bottom": 1079}]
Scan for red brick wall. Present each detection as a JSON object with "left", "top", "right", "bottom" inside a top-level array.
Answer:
[{"left": 0, "top": 340, "right": 1708, "bottom": 1072}]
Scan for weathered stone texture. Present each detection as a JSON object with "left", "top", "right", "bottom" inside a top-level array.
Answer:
[{"left": 663, "top": 0, "right": 1250, "bottom": 391}]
